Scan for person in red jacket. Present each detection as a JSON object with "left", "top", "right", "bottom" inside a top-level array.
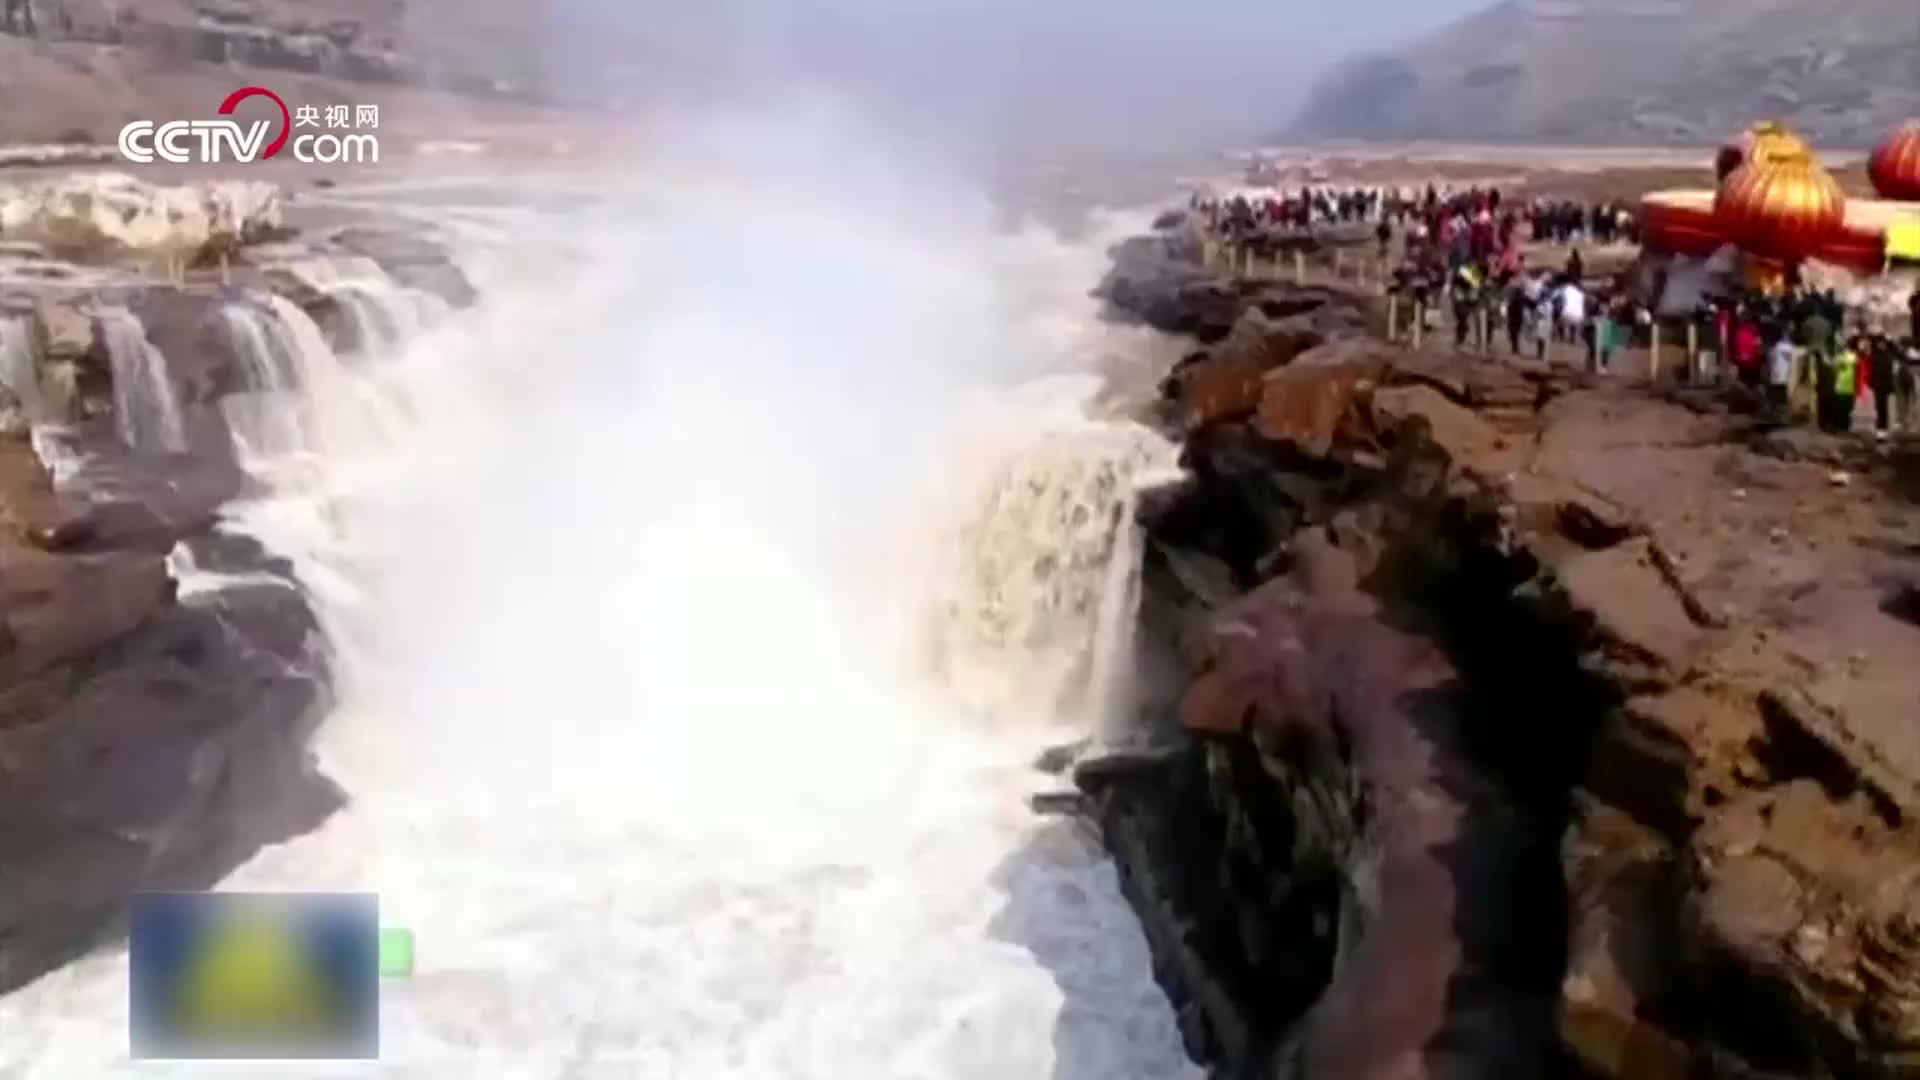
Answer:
[{"left": 1733, "top": 308, "right": 1765, "bottom": 387}]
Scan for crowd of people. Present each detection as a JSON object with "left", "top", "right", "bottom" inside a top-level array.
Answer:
[
  {"left": 1385, "top": 185, "right": 1645, "bottom": 373},
  {"left": 1693, "top": 285, "right": 1920, "bottom": 439},
  {"left": 1191, "top": 179, "right": 1920, "bottom": 442},
  {"left": 1192, "top": 182, "right": 1638, "bottom": 252},
  {"left": 1527, "top": 199, "right": 1637, "bottom": 246},
  {"left": 1397, "top": 234, "right": 1920, "bottom": 438},
  {"left": 1193, "top": 185, "right": 1387, "bottom": 237}
]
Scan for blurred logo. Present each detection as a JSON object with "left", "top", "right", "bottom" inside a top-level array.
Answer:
[
  {"left": 130, "top": 892, "right": 380, "bottom": 1060},
  {"left": 117, "top": 87, "right": 381, "bottom": 166}
]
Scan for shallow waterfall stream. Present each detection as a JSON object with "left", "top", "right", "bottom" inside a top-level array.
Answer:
[{"left": 0, "top": 133, "right": 1197, "bottom": 1080}]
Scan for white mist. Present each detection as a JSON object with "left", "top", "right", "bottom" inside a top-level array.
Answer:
[{"left": 0, "top": 108, "right": 1195, "bottom": 1080}]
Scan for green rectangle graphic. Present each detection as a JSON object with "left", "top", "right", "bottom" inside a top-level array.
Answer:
[{"left": 377, "top": 928, "right": 414, "bottom": 977}]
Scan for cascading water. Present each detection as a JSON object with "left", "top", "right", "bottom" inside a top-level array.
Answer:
[
  {"left": 274, "top": 255, "right": 449, "bottom": 359},
  {"left": 927, "top": 399, "right": 1178, "bottom": 731},
  {"left": 218, "top": 299, "right": 302, "bottom": 461},
  {"left": 332, "top": 281, "right": 443, "bottom": 357},
  {"left": 96, "top": 306, "right": 188, "bottom": 453},
  {"left": 0, "top": 118, "right": 1199, "bottom": 1080},
  {"left": 0, "top": 311, "right": 42, "bottom": 421}
]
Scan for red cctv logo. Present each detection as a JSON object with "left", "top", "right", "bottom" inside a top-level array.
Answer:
[
  {"left": 118, "top": 87, "right": 380, "bottom": 165},
  {"left": 219, "top": 86, "right": 293, "bottom": 159}
]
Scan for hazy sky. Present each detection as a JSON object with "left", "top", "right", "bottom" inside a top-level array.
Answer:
[{"left": 534, "top": 0, "right": 1503, "bottom": 154}]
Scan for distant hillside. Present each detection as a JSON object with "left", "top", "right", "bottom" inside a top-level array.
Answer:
[
  {"left": 0, "top": 0, "right": 675, "bottom": 145},
  {"left": 1291, "top": 0, "right": 1920, "bottom": 147},
  {"left": 0, "top": 0, "right": 558, "bottom": 99}
]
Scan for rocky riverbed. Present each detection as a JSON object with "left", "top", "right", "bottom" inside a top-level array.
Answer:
[
  {"left": 1077, "top": 213, "right": 1920, "bottom": 1078},
  {"left": 0, "top": 170, "right": 475, "bottom": 993}
]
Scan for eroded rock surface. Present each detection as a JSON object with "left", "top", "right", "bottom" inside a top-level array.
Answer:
[
  {"left": 1094, "top": 232, "right": 1920, "bottom": 1078},
  {"left": 0, "top": 173, "right": 283, "bottom": 267},
  {"left": 1173, "top": 531, "right": 1565, "bottom": 1078},
  {"left": 0, "top": 433, "right": 338, "bottom": 993},
  {"left": 0, "top": 176, "right": 461, "bottom": 994}
]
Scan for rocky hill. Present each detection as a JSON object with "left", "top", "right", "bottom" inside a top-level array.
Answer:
[
  {"left": 0, "top": 0, "right": 636, "bottom": 146},
  {"left": 1291, "top": 0, "right": 1920, "bottom": 147},
  {"left": 0, "top": 0, "right": 550, "bottom": 97}
]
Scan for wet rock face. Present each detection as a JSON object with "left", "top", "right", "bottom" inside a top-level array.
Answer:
[
  {"left": 1100, "top": 225, "right": 1374, "bottom": 354},
  {"left": 124, "top": 285, "right": 245, "bottom": 390},
  {"left": 1099, "top": 232, "right": 1920, "bottom": 1080},
  {"left": 0, "top": 435, "right": 338, "bottom": 993},
  {"left": 1177, "top": 535, "right": 1567, "bottom": 1079},
  {"left": 1098, "top": 232, "right": 1240, "bottom": 343},
  {"left": 0, "top": 177, "right": 465, "bottom": 995},
  {"left": 3, "top": 198, "right": 470, "bottom": 466},
  {"left": 6, "top": 282, "right": 279, "bottom": 462}
]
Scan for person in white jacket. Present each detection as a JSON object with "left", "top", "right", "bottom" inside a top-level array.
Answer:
[{"left": 1555, "top": 279, "right": 1587, "bottom": 355}]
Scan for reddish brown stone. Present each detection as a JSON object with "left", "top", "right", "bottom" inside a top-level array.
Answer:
[
  {"left": 1176, "top": 532, "right": 1560, "bottom": 1078},
  {"left": 1370, "top": 383, "right": 1504, "bottom": 464},
  {"left": 1252, "top": 362, "right": 1383, "bottom": 457},
  {"left": 1173, "top": 360, "right": 1266, "bottom": 432},
  {"left": 0, "top": 427, "right": 334, "bottom": 994}
]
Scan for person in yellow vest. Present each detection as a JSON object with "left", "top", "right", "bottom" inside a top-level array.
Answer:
[{"left": 1825, "top": 336, "right": 1860, "bottom": 434}]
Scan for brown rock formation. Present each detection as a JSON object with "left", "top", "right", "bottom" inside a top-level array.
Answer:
[
  {"left": 0, "top": 425, "right": 338, "bottom": 994},
  {"left": 1176, "top": 530, "right": 1564, "bottom": 1078},
  {"left": 1093, "top": 231, "right": 1920, "bottom": 1078},
  {"left": 0, "top": 193, "right": 475, "bottom": 996}
]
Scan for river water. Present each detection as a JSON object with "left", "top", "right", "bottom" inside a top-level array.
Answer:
[{"left": 0, "top": 111, "right": 1197, "bottom": 1079}]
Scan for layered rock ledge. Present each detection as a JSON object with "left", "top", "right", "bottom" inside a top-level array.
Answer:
[
  {"left": 0, "top": 430, "right": 339, "bottom": 992},
  {"left": 1080, "top": 215, "right": 1920, "bottom": 1078},
  {"left": 0, "top": 172, "right": 475, "bottom": 993}
]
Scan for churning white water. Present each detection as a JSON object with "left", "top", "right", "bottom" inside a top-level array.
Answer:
[{"left": 0, "top": 117, "right": 1195, "bottom": 1080}]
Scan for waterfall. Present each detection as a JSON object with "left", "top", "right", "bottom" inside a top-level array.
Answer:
[
  {"left": 219, "top": 298, "right": 308, "bottom": 465},
  {"left": 927, "top": 383, "right": 1179, "bottom": 731},
  {"left": 0, "top": 311, "right": 42, "bottom": 421},
  {"left": 273, "top": 255, "right": 448, "bottom": 359},
  {"left": 1084, "top": 458, "right": 1185, "bottom": 743},
  {"left": 96, "top": 306, "right": 187, "bottom": 453},
  {"left": 0, "top": 135, "right": 1201, "bottom": 1080},
  {"left": 218, "top": 292, "right": 413, "bottom": 474},
  {"left": 331, "top": 281, "right": 446, "bottom": 357},
  {"left": 28, "top": 425, "right": 88, "bottom": 493},
  {"left": 164, "top": 540, "right": 287, "bottom": 600}
]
